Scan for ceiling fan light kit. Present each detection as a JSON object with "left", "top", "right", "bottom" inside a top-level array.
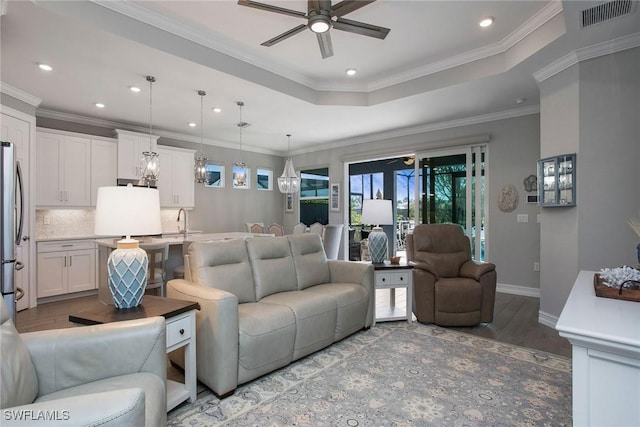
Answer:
[{"left": 238, "top": 0, "right": 390, "bottom": 59}]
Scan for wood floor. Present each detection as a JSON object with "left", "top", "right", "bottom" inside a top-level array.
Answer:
[{"left": 17, "top": 291, "right": 571, "bottom": 358}]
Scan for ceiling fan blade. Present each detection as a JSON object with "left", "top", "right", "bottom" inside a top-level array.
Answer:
[
  {"left": 317, "top": 31, "right": 333, "bottom": 59},
  {"left": 331, "top": 0, "right": 376, "bottom": 17},
  {"left": 238, "top": 0, "right": 306, "bottom": 19},
  {"left": 261, "top": 24, "right": 307, "bottom": 47},
  {"left": 332, "top": 16, "right": 390, "bottom": 39}
]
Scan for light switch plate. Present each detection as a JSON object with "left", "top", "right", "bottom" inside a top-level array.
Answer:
[{"left": 517, "top": 214, "right": 529, "bottom": 223}]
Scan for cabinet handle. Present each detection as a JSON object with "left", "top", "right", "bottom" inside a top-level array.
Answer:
[
  {"left": 381, "top": 277, "right": 386, "bottom": 282},
  {"left": 59, "top": 191, "right": 64, "bottom": 202},
  {"left": 62, "top": 244, "right": 73, "bottom": 247},
  {"left": 69, "top": 256, "right": 72, "bottom": 267},
  {"left": 400, "top": 276, "right": 403, "bottom": 281},
  {"left": 179, "top": 328, "right": 185, "bottom": 335},
  {"left": 64, "top": 256, "right": 67, "bottom": 267}
]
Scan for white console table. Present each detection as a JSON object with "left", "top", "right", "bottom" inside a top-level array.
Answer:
[{"left": 556, "top": 270, "right": 640, "bottom": 427}]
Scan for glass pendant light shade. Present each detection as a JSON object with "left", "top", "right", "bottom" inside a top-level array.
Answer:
[
  {"left": 194, "top": 90, "right": 208, "bottom": 183},
  {"left": 278, "top": 134, "right": 300, "bottom": 194},
  {"left": 233, "top": 101, "right": 249, "bottom": 187},
  {"left": 141, "top": 76, "right": 159, "bottom": 185}
]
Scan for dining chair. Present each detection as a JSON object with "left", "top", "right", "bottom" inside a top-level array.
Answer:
[
  {"left": 322, "top": 224, "right": 344, "bottom": 260},
  {"left": 250, "top": 223, "right": 265, "bottom": 234},
  {"left": 268, "top": 223, "right": 285, "bottom": 236},
  {"left": 309, "top": 222, "right": 325, "bottom": 237},
  {"left": 139, "top": 242, "right": 169, "bottom": 297},
  {"left": 245, "top": 222, "right": 265, "bottom": 233},
  {"left": 292, "top": 223, "right": 307, "bottom": 234}
]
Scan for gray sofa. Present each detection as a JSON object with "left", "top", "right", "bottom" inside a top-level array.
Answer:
[
  {"left": 0, "top": 299, "right": 167, "bottom": 426},
  {"left": 167, "top": 233, "right": 374, "bottom": 397}
]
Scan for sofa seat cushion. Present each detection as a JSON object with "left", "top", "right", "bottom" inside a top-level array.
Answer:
[
  {"left": 35, "top": 372, "right": 165, "bottom": 427},
  {"left": 434, "top": 278, "right": 482, "bottom": 326},
  {"left": 303, "top": 283, "right": 369, "bottom": 340},
  {"left": 260, "top": 291, "right": 337, "bottom": 360},
  {"left": 237, "top": 302, "right": 296, "bottom": 384}
]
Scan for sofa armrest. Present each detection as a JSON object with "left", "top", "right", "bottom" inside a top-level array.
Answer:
[
  {"left": 22, "top": 317, "right": 166, "bottom": 397},
  {"left": 167, "top": 279, "right": 239, "bottom": 397},
  {"left": 2, "top": 389, "right": 145, "bottom": 426},
  {"left": 328, "top": 261, "right": 375, "bottom": 327},
  {"left": 459, "top": 260, "right": 495, "bottom": 281}
]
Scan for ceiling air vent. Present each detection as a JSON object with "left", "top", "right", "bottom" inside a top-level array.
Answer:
[{"left": 582, "top": 0, "right": 635, "bottom": 28}]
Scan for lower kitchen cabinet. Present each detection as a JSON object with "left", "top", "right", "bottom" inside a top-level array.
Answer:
[{"left": 37, "top": 240, "right": 96, "bottom": 298}]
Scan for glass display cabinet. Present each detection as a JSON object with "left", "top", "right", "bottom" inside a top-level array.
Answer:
[{"left": 538, "top": 153, "right": 576, "bottom": 207}]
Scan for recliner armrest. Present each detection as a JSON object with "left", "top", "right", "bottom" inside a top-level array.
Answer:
[
  {"left": 411, "top": 261, "right": 439, "bottom": 278},
  {"left": 2, "top": 388, "right": 145, "bottom": 426},
  {"left": 22, "top": 317, "right": 166, "bottom": 397},
  {"left": 459, "top": 260, "right": 495, "bottom": 281},
  {"left": 328, "top": 261, "right": 375, "bottom": 327}
]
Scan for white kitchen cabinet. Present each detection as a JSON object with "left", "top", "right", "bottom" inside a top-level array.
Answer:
[
  {"left": 37, "top": 240, "right": 96, "bottom": 298},
  {"left": 91, "top": 138, "right": 117, "bottom": 205},
  {"left": 36, "top": 130, "right": 91, "bottom": 207},
  {"left": 116, "top": 129, "right": 159, "bottom": 180},
  {"left": 156, "top": 146, "right": 195, "bottom": 208}
]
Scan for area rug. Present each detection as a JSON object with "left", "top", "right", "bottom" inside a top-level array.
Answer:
[{"left": 167, "top": 322, "right": 572, "bottom": 426}]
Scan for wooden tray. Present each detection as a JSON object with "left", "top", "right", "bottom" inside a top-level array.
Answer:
[{"left": 594, "top": 273, "right": 640, "bottom": 302}]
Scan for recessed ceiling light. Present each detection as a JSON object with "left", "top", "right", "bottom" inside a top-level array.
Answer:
[
  {"left": 188, "top": 122, "right": 196, "bottom": 127},
  {"left": 479, "top": 17, "right": 494, "bottom": 27},
  {"left": 95, "top": 103, "right": 105, "bottom": 109},
  {"left": 38, "top": 63, "right": 53, "bottom": 71},
  {"left": 212, "top": 107, "right": 222, "bottom": 113},
  {"left": 129, "top": 86, "right": 141, "bottom": 93},
  {"left": 346, "top": 68, "right": 357, "bottom": 76}
]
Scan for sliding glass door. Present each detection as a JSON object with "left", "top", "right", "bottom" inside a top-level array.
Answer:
[{"left": 415, "top": 146, "right": 487, "bottom": 261}]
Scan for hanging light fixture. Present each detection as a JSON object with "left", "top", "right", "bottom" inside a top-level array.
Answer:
[
  {"left": 194, "top": 90, "right": 208, "bottom": 183},
  {"left": 140, "top": 76, "right": 159, "bottom": 186},
  {"left": 233, "top": 101, "right": 249, "bottom": 188},
  {"left": 278, "top": 134, "right": 300, "bottom": 194}
]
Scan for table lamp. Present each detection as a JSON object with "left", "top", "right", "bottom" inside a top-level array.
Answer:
[
  {"left": 95, "top": 185, "right": 162, "bottom": 308},
  {"left": 361, "top": 199, "right": 393, "bottom": 264}
]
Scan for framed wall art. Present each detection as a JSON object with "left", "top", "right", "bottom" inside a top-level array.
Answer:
[{"left": 330, "top": 183, "right": 340, "bottom": 212}]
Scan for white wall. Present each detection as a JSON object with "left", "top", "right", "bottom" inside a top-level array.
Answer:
[
  {"left": 291, "top": 113, "right": 542, "bottom": 290},
  {"left": 539, "top": 47, "right": 640, "bottom": 321}
]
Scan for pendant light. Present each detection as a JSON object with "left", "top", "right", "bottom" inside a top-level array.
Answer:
[
  {"left": 140, "top": 76, "right": 159, "bottom": 186},
  {"left": 194, "top": 90, "right": 208, "bottom": 183},
  {"left": 233, "top": 101, "right": 248, "bottom": 187},
  {"left": 278, "top": 134, "right": 300, "bottom": 194}
]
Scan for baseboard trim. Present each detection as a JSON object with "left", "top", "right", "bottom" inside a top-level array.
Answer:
[
  {"left": 496, "top": 283, "right": 540, "bottom": 298},
  {"left": 538, "top": 310, "right": 558, "bottom": 329}
]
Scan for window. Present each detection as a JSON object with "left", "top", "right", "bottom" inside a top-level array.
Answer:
[
  {"left": 257, "top": 167, "right": 272, "bottom": 191},
  {"left": 299, "top": 167, "right": 329, "bottom": 225},
  {"left": 349, "top": 173, "right": 383, "bottom": 224},
  {"left": 204, "top": 163, "right": 224, "bottom": 188}
]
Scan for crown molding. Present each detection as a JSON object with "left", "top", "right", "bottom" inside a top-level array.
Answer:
[
  {"left": 534, "top": 32, "right": 640, "bottom": 82},
  {"left": 36, "top": 108, "right": 281, "bottom": 156},
  {"left": 0, "top": 82, "right": 42, "bottom": 107},
  {"left": 368, "top": 2, "right": 564, "bottom": 92},
  {"left": 92, "top": 0, "right": 562, "bottom": 94},
  {"left": 292, "top": 105, "right": 540, "bottom": 156}
]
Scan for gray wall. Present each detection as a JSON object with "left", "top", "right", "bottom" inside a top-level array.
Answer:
[
  {"left": 291, "top": 113, "right": 542, "bottom": 290},
  {"left": 539, "top": 47, "right": 640, "bottom": 320}
]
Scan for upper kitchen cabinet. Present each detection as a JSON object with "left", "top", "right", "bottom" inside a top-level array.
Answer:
[
  {"left": 36, "top": 130, "right": 91, "bottom": 207},
  {"left": 91, "top": 139, "right": 117, "bottom": 205},
  {"left": 116, "top": 129, "right": 159, "bottom": 180},
  {"left": 156, "top": 146, "right": 195, "bottom": 208}
]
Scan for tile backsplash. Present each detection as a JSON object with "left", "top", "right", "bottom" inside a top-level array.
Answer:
[{"left": 36, "top": 209, "right": 184, "bottom": 239}]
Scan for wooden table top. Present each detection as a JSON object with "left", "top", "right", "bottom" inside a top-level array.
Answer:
[{"left": 69, "top": 295, "right": 200, "bottom": 326}]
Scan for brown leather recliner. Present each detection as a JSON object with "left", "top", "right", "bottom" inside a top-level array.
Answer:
[{"left": 406, "top": 223, "right": 496, "bottom": 326}]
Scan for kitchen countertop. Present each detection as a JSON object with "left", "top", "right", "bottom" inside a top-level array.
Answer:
[{"left": 94, "top": 232, "right": 271, "bottom": 248}]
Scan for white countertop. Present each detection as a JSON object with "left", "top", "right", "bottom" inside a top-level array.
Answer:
[
  {"left": 556, "top": 270, "right": 640, "bottom": 355},
  {"left": 94, "top": 232, "right": 269, "bottom": 248}
]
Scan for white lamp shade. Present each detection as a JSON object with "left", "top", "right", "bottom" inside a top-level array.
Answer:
[
  {"left": 95, "top": 186, "right": 162, "bottom": 237},
  {"left": 361, "top": 199, "right": 393, "bottom": 226}
]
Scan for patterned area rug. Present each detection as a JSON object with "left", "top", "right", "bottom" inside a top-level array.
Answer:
[{"left": 168, "top": 322, "right": 571, "bottom": 426}]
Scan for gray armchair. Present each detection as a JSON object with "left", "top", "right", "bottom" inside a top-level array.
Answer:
[
  {"left": 0, "top": 299, "right": 167, "bottom": 426},
  {"left": 406, "top": 223, "right": 496, "bottom": 326}
]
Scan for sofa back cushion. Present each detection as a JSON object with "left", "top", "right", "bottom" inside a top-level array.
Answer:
[
  {"left": 246, "top": 237, "right": 298, "bottom": 300},
  {"left": 1, "top": 299, "right": 38, "bottom": 408},
  {"left": 287, "top": 234, "right": 331, "bottom": 290},
  {"left": 188, "top": 239, "right": 256, "bottom": 303}
]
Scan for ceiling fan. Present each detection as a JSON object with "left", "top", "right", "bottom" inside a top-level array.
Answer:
[
  {"left": 388, "top": 156, "right": 415, "bottom": 166},
  {"left": 237, "top": 0, "right": 390, "bottom": 59}
]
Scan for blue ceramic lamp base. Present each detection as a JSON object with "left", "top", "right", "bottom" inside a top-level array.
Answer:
[
  {"left": 107, "top": 243, "right": 148, "bottom": 309},
  {"left": 368, "top": 227, "right": 388, "bottom": 264}
]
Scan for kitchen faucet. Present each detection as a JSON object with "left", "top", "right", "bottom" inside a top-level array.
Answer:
[{"left": 177, "top": 208, "right": 189, "bottom": 237}]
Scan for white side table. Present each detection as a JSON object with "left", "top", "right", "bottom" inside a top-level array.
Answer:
[
  {"left": 372, "top": 262, "right": 413, "bottom": 324},
  {"left": 69, "top": 295, "right": 199, "bottom": 412}
]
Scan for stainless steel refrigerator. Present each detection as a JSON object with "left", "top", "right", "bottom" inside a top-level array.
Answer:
[{"left": 1, "top": 141, "right": 25, "bottom": 322}]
